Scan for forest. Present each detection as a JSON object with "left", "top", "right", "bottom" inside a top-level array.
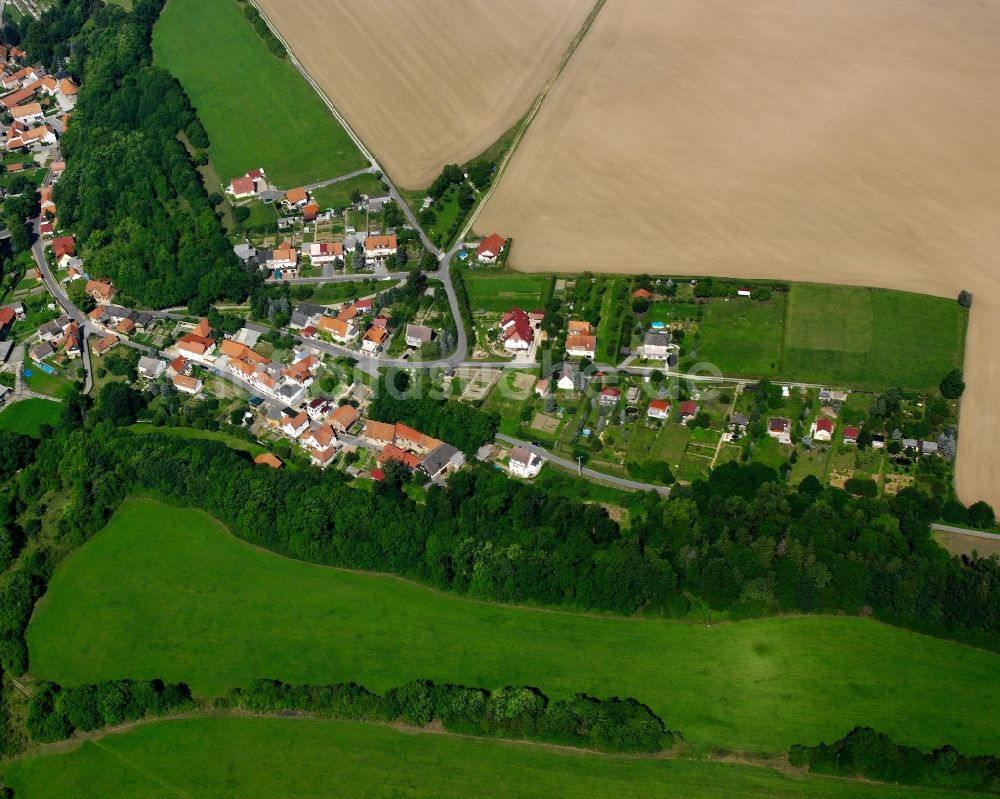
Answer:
[{"left": 20, "top": 0, "right": 258, "bottom": 310}]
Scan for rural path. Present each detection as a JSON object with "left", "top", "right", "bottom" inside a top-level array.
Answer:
[
  {"left": 496, "top": 433, "right": 670, "bottom": 496},
  {"left": 931, "top": 523, "right": 1000, "bottom": 542},
  {"left": 293, "top": 166, "right": 376, "bottom": 193}
]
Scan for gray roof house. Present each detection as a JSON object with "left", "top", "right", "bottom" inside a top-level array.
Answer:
[
  {"left": 137, "top": 356, "right": 166, "bottom": 380},
  {"left": 405, "top": 324, "right": 434, "bottom": 347},
  {"left": 291, "top": 302, "right": 327, "bottom": 329},
  {"left": 233, "top": 241, "right": 257, "bottom": 263},
  {"left": 730, "top": 413, "right": 749, "bottom": 429},
  {"left": 420, "top": 443, "right": 465, "bottom": 479},
  {"left": 920, "top": 440, "right": 939, "bottom": 456}
]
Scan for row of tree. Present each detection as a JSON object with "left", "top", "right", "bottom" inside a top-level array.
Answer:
[
  {"left": 223, "top": 678, "right": 674, "bottom": 753},
  {"left": 790, "top": 727, "right": 1000, "bottom": 794},
  {"left": 27, "top": 679, "right": 193, "bottom": 743}
]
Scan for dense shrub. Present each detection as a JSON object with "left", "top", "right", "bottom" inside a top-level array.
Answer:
[
  {"left": 790, "top": 727, "right": 1000, "bottom": 793},
  {"left": 223, "top": 678, "right": 676, "bottom": 753}
]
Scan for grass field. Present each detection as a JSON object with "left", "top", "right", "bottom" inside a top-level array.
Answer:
[
  {"left": 24, "top": 368, "right": 76, "bottom": 399},
  {"left": 2, "top": 716, "right": 974, "bottom": 799},
  {"left": 464, "top": 272, "right": 549, "bottom": 313},
  {"left": 781, "top": 285, "right": 966, "bottom": 390},
  {"left": 153, "top": 0, "right": 366, "bottom": 188},
  {"left": 696, "top": 296, "right": 786, "bottom": 377},
  {"left": 0, "top": 399, "right": 60, "bottom": 437},
  {"left": 311, "top": 173, "right": 385, "bottom": 210},
  {"left": 128, "top": 424, "right": 266, "bottom": 457},
  {"left": 28, "top": 499, "right": 1000, "bottom": 755}
]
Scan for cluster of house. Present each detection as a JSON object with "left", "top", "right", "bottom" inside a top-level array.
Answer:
[
  {"left": 262, "top": 400, "right": 361, "bottom": 468},
  {"left": 645, "top": 398, "right": 701, "bottom": 423},
  {"left": 233, "top": 233, "right": 398, "bottom": 280},
  {"left": 0, "top": 51, "right": 76, "bottom": 153},
  {"left": 361, "top": 420, "right": 466, "bottom": 481},
  {"left": 499, "top": 307, "right": 544, "bottom": 352},
  {"left": 759, "top": 416, "right": 941, "bottom": 456},
  {"left": 29, "top": 313, "right": 81, "bottom": 363},
  {"left": 87, "top": 302, "right": 154, "bottom": 340}
]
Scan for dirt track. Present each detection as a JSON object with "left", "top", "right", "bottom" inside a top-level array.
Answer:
[
  {"left": 254, "top": 0, "right": 595, "bottom": 189},
  {"left": 476, "top": 0, "right": 1000, "bottom": 508}
]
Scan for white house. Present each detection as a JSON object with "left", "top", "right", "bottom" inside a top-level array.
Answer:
[
  {"left": 306, "top": 241, "right": 344, "bottom": 265},
  {"left": 811, "top": 417, "right": 833, "bottom": 442},
  {"left": 566, "top": 335, "right": 596, "bottom": 359},
  {"left": 500, "top": 308, "right": 534, "bottom": 352},
  {"left": 137, "top": 356, "right": 166, "bottom": 380},
  {"left": 647, "top": 399, "right": 670, "bottom": 420},
  {"left": 641, "top": 332, "right": 671, "bottom": 360},
  {"left": 768, "top": 417, "right": 791, "bottom": 445},
  {"left": 281, "top": 411, "right": 310, "bottom": 439},
  {"left": 476, "top": 233, "right": 506, "bottom": 264},
  {"left": 364, "top": 234, "right": 397, "bottom": 264},
  {"left": 405, "top": 324, "right": 433, "bottom": 348},
  {"left": 508, "top": 445, "right": 544, "bottom": 478}
]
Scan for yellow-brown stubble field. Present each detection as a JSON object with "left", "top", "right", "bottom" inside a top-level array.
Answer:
[
  {"left": 476, "top": 0, "right": 1000, "bottom": 509},
  {"left": 253, "top": 0, "right": 597, "bottom": 189}
]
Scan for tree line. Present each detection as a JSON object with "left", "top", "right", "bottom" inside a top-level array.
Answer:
[
  {"left": 223, "top": 678, "right": 674, "bottom": 754},
  {"left": 791, "top": 727, "right": 1000, "bottom": 794}
]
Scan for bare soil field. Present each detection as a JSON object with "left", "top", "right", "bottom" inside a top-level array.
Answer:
[
  {"left": 253, "top": 0, "right": 596, "bottom": 189},
  {"left": 476, "top": 0, "right": 1000, "bottom": 509},
  {"left": 935, "top": 531, "right": 1000, "bottom": 560}
]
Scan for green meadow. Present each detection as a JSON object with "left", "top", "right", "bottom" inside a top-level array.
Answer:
[
  {"left": 0, "top": 398, "right": 60, "bottom": 437},
  {"left": 28, "top": 499, "right": 1000, "bottom": 755},
  {"left": 464, "top": 272, "right": 550, "bottom": 313},
  {"left": 665, "top": 283, "right": 964, "bottom": 389},
  {"left": 153, "top": 0, "right": 366, "bottom": 187},
  {"left": 2, "top": 716, "right": 974, "bottom": 799}
]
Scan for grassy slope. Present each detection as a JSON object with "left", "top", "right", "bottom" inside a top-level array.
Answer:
[
  {"left": 128, "top": 423, "right": 267, "bottom": 457},
  {"left": 696, "top": 295, "right": 786, "bottom": 377},
  {"left": 2, "top": 716, "right": 974, "bottom": 799},
  {"left": 28, "top": 499, "right": 1000, "bottom": 755},
  {"left": 0, "top": 399, "right": 60, "bottom": 437},
  {"left": 152, "top": 0, "right": 366, "bottom": 187}
]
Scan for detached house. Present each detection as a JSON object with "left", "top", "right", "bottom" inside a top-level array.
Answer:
[
  {"left": 329, "top": 404, "right": 359, "bottom": 434},
  {"left": 172, "top": 374, "right": 203, "bottom": 395},
  {"left": 508, "top": 445, "right": 543, "bottom": 479},
  {"left": 280, "top": 411, "right": 310, "bottom": 439},
  {"left": 318, "top": 315, "right": 359, "bottom": 343},
  {"left": 306, "top": 241, "right": 344, "bottom": 266},
  {"left": 364, "top": 234, "right": 397, "bottom": 264},
  {"left": 641, "top": 332, "right": 671, "bottom": 360},
  {"left": 768, "top": 417, "right": 791, "bottom": 445},
  {"left": 284, "top": 187, "right": 308, "bottom": 208},
  {"left": 679, "top": 400, "right": 699, "bottom": 422},
  {"left": 647, "top": 399, "right": 670, "bottom": 420},
  {"left": 405, "top": 324, "right": 433, "bottom": 348},
  {"left": 499, "top": 308, "right": 534, "bottom": 352},
  {"left": 476, "top": 233, "right": 506, "bottom": 264},
  {"left": 812, "top": 418, "right": 833, "bottom": 442},
  {"left": 177, "top": 332, "right": 216, "bottom": 363},
  {"left": 362, "top": 325, "right": 389, "bottom": 354},
  {"left": 91, "top": 333, "right": 119, "bottom": 357},
  {"left": 10, "top": 101, "right": 43, "bottom": 125},
  {"left": 566, "top": 335, "right": 596, "bottom": 359}
]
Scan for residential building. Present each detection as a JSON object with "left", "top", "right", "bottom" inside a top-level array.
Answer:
[
  {"left": 405, "top": 324, "right": 433, "bottom": 347},
  {"left": 377, "top": 444, "right": 422, "bottom": 470},
  {"left": 566, "top": 335, "right": 596, "bottom": 359},
  {"left": 281, "top": 411, "right": 309, "bottom": 439},
  {"left": 508, "top": 445, "right": 544, "bottom": 478},
  {"left": 329, "top": 404, "right": 359, "bottom": 434},
  {"left": 300, "top": 423, "right": 338, "bottom": 453},
  {"left": 500, "top": 308, "right": 534, "bottom": 351},
  {"left": 476, "top": 233, "right": 506, "bottom": 264},
  {"left": 137, "top": 356, "right": 166, "bottom": 380},
  {"left": 291, "top": 302, "right": 326, "bottom": 329},
  {"left": 10, "top": 101, "right": 43, "bottom": 125},
  {"left": 168, "top": 356, "right": 188, "bottom": 377},
  {"left": 632, "top": 288, "right": 653, "bottom": 300},
  {"left": 394, "top": 423, "right": 440, "bottom": 454},
  {"left": 318, "top": 315, "right": 358, "bottom": 343},
  {"left": 306, "top": 241, "right": 344, "bottom": 265},
  {"left": 647, "top": 399, "right": 670, "bottom": 420},
  {"left": 599, "top": 387, "right": 621, "bottom": 405},
  {"left": 361, "top": 325, "right": 389, "bottom": 354},
  {"left": 812, "top": 418, "right": 833, "bottom": 442},
  {"left": 91, "top": 334, "right": 119, "bottom": 357},
  {"left": 284, "top": 187, "right": 308, "bottom": 208},
  {"left": 53, "top": 236, "right": 76, "bottom": 259},
  {"left": 420, "top": 443, "right": 465, "bottom": 480},
  {"left": 768, "top": 417, "right": 791, "bottom": 445},
  {"left": 679, "top": 400, "right": 699, "bottom": 421},
  {"left": 364, "top": 234, "right": 397, "bottom": 264},
  {"left": 921, "top": 440, "right": 939, "bottom": 456},
  {"left": 363, "top": 420, "right": 396, "bottom": 448},
  {"left": 30, "top": 340, "right": 54, "bottom": 362},
  {"left": 177, "top": 332, "right": 216, "bottom": 363},
  {"left": 556, "top": 363, "right": 585, "bottom": 391},
  {"left": 843, "top": 426, "right": 860, "bottom": 445},
  {"left": 641, "top": 332, "right": 671, "bottom": 360},
  {"left": 0, "top": 307, "right": 14, "bottom": 338},
  {"left": 568, "top": 320, "right": 593, "bottom": 336},
  {"left": 730, "top": 413, "right": 749, "bottom": 431},
  {"left": 85, "top": 279, "right": 116, "bottom": 305},
  {"left": 172, "top": 374, "right": 203, "bottom": 395}
]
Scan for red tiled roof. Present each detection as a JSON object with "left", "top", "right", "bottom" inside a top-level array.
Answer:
[
  {"left": 476, "top": 233, "right": 505, "bottom": 257},
  {"left": 680, "top": 400, "right": 698, "bottom": 415},
  {"left": 769, "top": 418, "right": 789, "bottom": 433},
  {"left": 500, "top": 307, "right": 533, "bottom": 344},
  {"left": 816, "top": 418, "right": 833, "bottom": 433}
]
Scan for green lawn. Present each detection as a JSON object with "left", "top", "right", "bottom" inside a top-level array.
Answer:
[
  {"left": 2, "top": 716, "right": 974, "bottom": 799},
  {"left": 24, "top": 368, "right": 76, "bottom": 399},
  {"left": 0, "top": 398, "right": 60, "bottom": 437},
  {"left": 312, "top": 173, "right": 385, "bottom": 210},
  {"left": 464, "top": 272, "right": 549, "bottom": 313},
  {"left": 696, "top": 296, "right": 786, "bottom": 378},
  {"left": 128, "top": 423, "right": 266, "bottom": 457},
  {"left": 153, "top": 0, "right": 366, "bottom": 187},
  {"left": 28, "top": 499, "right": 1000, "bottom": 755},
  {"left": 781, "top": 285, "right": 966, "bottom": 391}
]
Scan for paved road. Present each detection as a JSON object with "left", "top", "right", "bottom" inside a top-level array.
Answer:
[
  {"left": 30, "top": 164, "right": 97, "bottom": 394},
  {"left": 931, "top": 523, "right": 1000, "bottom": 542},
  {"left": 496, "top": 433, "right": 670, "bottom": 496},
  {"left": 278, "top": 272, "right": 408, "bottom": 286}
]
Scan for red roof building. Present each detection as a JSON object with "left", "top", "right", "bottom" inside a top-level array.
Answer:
[
  {"left": 679, "top": 400, "right": 699, "bottom": 417},
  {"left": 500, "top": 307, "right": 534, "bottom": 350},
  {"left": 476, "top": 233, "right": 506, "bottom": 262},
  {"left": 52, "top": 236, "right": 75, "bottom": 259},
  {"left": 632, "top": 288, "right": 653, "bottom": 300}
]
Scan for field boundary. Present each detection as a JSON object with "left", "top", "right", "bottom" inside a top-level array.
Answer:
[{"left": 461, "top": 0, "right": 608, "bottom": 240}]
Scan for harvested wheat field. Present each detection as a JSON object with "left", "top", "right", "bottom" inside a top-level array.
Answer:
[
  {"left": 254, "top": 0, "right": 597, "bottom": 189},
  {"left": 477, "top": 0, "right": 1000, "bottom": 509}
]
